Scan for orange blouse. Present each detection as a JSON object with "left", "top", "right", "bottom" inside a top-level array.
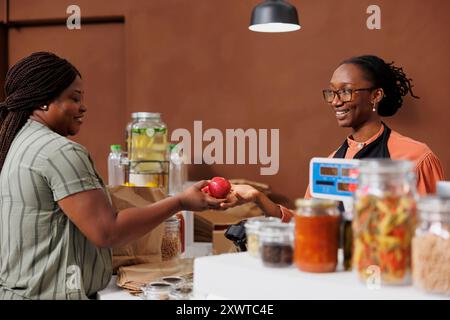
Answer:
[{"left": 280, "top": 125, "right": 445, "bottom": 222}]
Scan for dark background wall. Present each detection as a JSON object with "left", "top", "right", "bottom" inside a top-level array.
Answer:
[{"left": 1, "top": 0, "right": 449, "bottom": 206}]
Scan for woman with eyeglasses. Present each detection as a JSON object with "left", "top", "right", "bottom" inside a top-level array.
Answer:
[
  {"left": 302, "top": 54, "right": 444, "bottom": 198},
  {"left": 221, "top": 55, "right": 444, "bottom": 222}
]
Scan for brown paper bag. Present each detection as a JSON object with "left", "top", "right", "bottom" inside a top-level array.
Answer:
[
  {"left": 107, "top": 186, "right": 166, "bottom": 273},
  {"left": 116, "top": 259, "right": 194, "bottom": 295}
]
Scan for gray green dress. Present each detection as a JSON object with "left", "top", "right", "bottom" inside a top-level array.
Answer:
[{"left": 0, "top": 119, "right": 112, "bottom": 299}]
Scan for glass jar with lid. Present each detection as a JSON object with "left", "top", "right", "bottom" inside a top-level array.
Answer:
[
  {"left": 128, "top": 112, "right": 167, "bottom": 162},
  {"left": 141, "top": 282, "right": 173, "bottom": 300},
  {"left": 169, "top": 283, "right": 194, "bottom": 300},
  {"left": 412, "top": 196, "right": 450, "bottom": 295},
  {"left": 244, "top": 216, "right": 281, "bottom": 257},
  {"left": 160, "top": 276, "right": 185, "bottom": 288},
  {"left": 294, "top": 199, "right": 341, "bottom": 273},
  {"left": 259, "top": 222, "right": 294, "bottom": 268},
  {"left": 128, "top": 112, "right": 168, "bottom": 189},
  {"left": 353, "top": 159, "right": 417, "bottom": 285},
  {"left": 161, "top": 216, "right": 181, "bottom": 261}
]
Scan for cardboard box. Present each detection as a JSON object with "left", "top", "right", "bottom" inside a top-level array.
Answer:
[{"left": 194, "top": 202, "right": 264, "bottom": 254}]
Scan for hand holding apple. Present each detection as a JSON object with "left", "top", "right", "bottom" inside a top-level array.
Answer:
[{"left": 201, "top": 177, "right": 231, "bottom": 198}]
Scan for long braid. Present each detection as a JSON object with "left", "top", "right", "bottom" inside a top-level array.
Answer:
[{"left": 0, "top": 52, "right": 80, "bottom": 171}]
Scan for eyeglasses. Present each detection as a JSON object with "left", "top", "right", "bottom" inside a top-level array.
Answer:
[{"left": 322, "top": 88, "right": 375, "bottom": 103}]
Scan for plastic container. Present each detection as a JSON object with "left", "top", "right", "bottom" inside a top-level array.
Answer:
[
  {"left": 161, "top": 216, "right": 182, "bottom": 261},
  {"left": 244, "top": 216, "right": 281, "bottom": 258},
  {"left": 294, "top": 199, "right": 340, "bottom": 273},
  {"left": 141, "top": 282, "right": 172, "bottom": 300},
  {"left": 353, "top": 159, "right": 417, "bottom": 285},
  {"left": 107, "top": 144, "right": 125, "bottom": 186},
  {"left": 259, "top": 222, "right": 294, "bottom": 268},
  {"left": 412, "top": 196, "right": 450, "bottom": 295}
]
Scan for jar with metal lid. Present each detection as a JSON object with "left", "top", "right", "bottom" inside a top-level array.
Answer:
[
  {"left": 161, "top": 217, "right": 181, "bottom": 261},
  {"left": 244, "top": 216, "right": 281, "bottom": 257},
  {"left": 259, "top": 222, "right": 294, "bottom": 268},
  {"left": 353, "top": 159, "right": 417, "bottom": 285},
  {"left": 142, "top": 282, "right": 173, "bottom": 300},
  {"left": 412, "top": 196, "right": 450, "bottom": 295},
  {"left": 294, "top": 199, "right": 340, "bottom": 273},
  {"left": 160, "top": 276, "right": 184, "bottom": 288},
  {"left": 169, "top": 283, "right": 194, "bottom": 300}
]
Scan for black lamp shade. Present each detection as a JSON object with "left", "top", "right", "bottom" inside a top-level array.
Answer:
[{"left": 249, "top": 0, "right": 301, "bottom": 32}]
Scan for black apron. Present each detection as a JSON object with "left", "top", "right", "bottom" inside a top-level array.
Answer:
[
  {"left": 333, "top": 122, "right": 392, "bottom": 212},
  {"left": 333, "top": 122, "right": 391, "bottom": 159}
]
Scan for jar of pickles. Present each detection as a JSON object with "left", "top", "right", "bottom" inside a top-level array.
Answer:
[
  {"left": 259, "top": 222, "right": 294, "bottom": 268},
  {"left": 244, "top": 216, "right": 281, "bottom": 257},
  {"left": 353, "top": 159, "right": 417, "bottom": 285},
  {"left": 294, "top": 199, "right": 340, "bottom": 273},
  {"left": 412, "top": 196, "right": 450, "bottom": 295}
]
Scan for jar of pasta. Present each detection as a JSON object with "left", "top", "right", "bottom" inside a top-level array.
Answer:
[
  {"left": 353, "top": 159, "right": 417, "bottom": 285},
  {"left": 412, "top": 196, "right": 450, "bottom": 295},
  {"left": 244, "top": 216, "right": 281, "bottom": 257},
  {"left": 294, "top": 199, "right": 340, "bottom": 273}
]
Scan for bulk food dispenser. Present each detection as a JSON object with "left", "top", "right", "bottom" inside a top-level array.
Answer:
[{"left": 123, "top": 112, "right": 169, "bottom": 192}]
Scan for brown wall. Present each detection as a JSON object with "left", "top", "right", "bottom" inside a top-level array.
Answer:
[{"left": 2, "top": 0, "right": 450, "bottom": 205}]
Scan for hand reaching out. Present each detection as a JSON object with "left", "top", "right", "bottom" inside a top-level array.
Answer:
[
  {"left": 219, "top": 184, "right": 260, "bottom": 210},
  {"left": 177, "top": 180, "right": 226, "bottom": 211}
]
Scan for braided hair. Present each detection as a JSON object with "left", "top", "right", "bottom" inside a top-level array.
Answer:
[
  {"left": 0, "top": 52, "right": 80, "bottom": 171},
  {"left": 341, "top": 55, "right": 419, "bottom": 117}
]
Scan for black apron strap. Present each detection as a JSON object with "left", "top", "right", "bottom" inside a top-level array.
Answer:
[
  {"left": 332, "top": 122, "right": 392, "bottom": 215},
  {"left": 333, "top": 122, "right": 392, "bottom": 160}
]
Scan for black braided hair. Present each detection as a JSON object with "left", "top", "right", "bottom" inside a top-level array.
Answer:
[
  {"left": 0, "top": 51, "right": 80, "bottom": 171},
  {"left": 340, "top": 55, "right": 419, "bottom": 117}
]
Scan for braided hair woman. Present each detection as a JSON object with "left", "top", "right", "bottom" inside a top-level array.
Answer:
[{"left": 0, "top": 52, "right": 226, "bottom": 300}]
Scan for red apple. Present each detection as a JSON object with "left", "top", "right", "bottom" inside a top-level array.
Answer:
[{"left": 207, "top": 177, "right": 231, "bottom": 198}]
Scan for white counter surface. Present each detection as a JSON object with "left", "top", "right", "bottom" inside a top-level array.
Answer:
[{"left": 193, "top": 252, "right": 448, "bottom": 300}]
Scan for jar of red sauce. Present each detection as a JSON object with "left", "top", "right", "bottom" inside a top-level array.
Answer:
[{"left": 294, "top": 199, "right": 340, "bottom": 273}]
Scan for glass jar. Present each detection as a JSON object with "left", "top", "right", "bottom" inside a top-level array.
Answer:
[
  {"left": 244, "top": 216, "right": 281, "bottom": 257},
  {"left": 412, "top": 196, "right": 450, "bottom": 295},
  {"left": 169, "top": 283, "right": 194, "bottom": 300},
  {"left": 160, "top": 276, "right": 185, "bottom": 288},
  {"left": 161, "top": 217, "right": 181, "bottom": 261},
  {"left": 142, "top": 282, "right": 173, "bottom": 300},
  {"left": 128, "top": 112, "right": 168, "bottom": 189},
  {"left": 294, "top": 199, "right": 340, "bottom": 273},
  {"left": 353, "top": 159, "right": 417, "bottom": 285},
  {"left": 259, "top": 222, "right": 294, "bottom": 268},
  {"left": 129, "top": 112, "right": 167, "bottom": 162}
]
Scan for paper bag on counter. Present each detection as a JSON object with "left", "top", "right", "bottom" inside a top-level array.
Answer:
[
  {"left": 107, "top": 186, "right": 166, "bottom": 272},
  {"left": 116, "top": 259, "right": 194, "bottom": 295}
]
